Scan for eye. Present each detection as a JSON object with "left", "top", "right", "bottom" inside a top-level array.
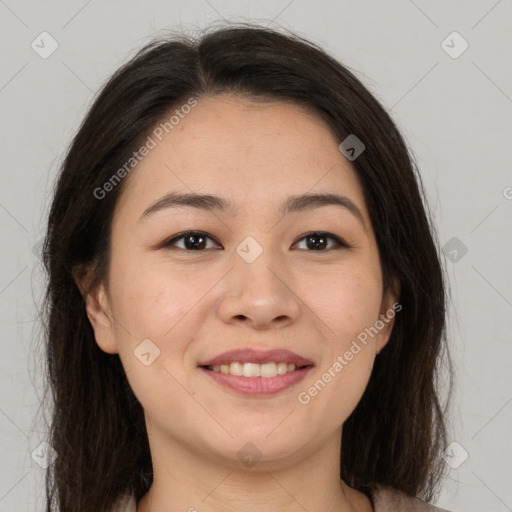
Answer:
[
  {"left": 292, "top": 231, "right": 348, "bottom": 251},
  {"left": 162, "top": 231, "right": 220, "bottom": 251},
  {"left": 162, "top": 230, "right": 348, "bottom": 252}
]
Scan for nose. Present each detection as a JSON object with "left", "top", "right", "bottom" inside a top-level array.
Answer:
[{"left": 216, "top": 247, "right": 301, "bottom": 330}]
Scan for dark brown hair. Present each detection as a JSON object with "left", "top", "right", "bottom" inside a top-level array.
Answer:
[{"left": 38, "top": 22, "right": 454, "bottom": 512}]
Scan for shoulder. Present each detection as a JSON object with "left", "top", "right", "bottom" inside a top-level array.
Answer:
[{"left": 370, "top": 485, "right": 453, "bottom": 512}]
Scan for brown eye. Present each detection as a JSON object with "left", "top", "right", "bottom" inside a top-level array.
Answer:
[
  {"left": 162, "top": 230, "right": 348, "bottom": 252},
  {"left": 293, "top": 232, "right": 347, "bottom": 251},
  {"left": 163, "top": 231, "right": 220, "bottom": 251}
]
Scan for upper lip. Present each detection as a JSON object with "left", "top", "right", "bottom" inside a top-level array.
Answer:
[{"left": 198, "top": 348, "right": 314, "bottom": 368}]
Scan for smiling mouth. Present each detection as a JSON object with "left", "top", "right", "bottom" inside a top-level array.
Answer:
[
  {"left": 199, "top": 362, "right": 314, "bottom": 396},
  {"left": 200, "top": 361, "right": 312, "bottom": 378}
]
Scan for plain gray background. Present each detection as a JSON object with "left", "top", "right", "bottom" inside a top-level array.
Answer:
[{"left": 1, "top": 1, "right": 511, "bottom": 511}]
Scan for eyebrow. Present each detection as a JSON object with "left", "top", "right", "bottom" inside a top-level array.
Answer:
[{"left": 140, "top": 191, "right": 366, "bottom": 229}]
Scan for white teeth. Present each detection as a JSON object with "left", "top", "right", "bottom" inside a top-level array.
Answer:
[
  {"left": 277, "top": 362, "right": 288, "bottom": 375},
  {"left": 260, "top": 362, "right": 277, "bottom": 378},
  {"left": 229, "top": 362, "right": 243, "bottom": 376},
  {"left": 243, "top": 362, "right": 260, "bottom": 377},
  {"left": 208, "top": 362, "right": 299, "bottom": 377}
]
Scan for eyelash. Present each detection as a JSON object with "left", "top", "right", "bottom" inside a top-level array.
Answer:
[{"left": 162, "top": 230, "right": 349, "bottom": 252}]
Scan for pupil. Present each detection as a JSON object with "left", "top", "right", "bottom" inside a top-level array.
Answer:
[
  {"left": 186, "top": 233, "right": 206, "bottom": 250},
  {"left": 307, "top": 233, "right": 326, "bottom": 250}
]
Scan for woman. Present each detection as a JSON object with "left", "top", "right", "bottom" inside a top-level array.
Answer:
[{"left": 40, "top": 24, "right": 454, "bottom": 512}]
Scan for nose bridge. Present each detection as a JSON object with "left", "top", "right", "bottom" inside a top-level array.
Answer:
[
  {"left": 234, "top": 233, "right": 288, "bottom": 296},
  {"left": 217, "top": 234, "right": 301, "bottom": 327}
]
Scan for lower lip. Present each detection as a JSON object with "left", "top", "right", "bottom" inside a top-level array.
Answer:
[{"left": 199, "top": 366, "right": 314, "bottom": 396}]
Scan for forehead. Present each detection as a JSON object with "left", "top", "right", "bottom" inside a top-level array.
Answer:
[{"left": 115, "top": 94, "right": 368, "bottom": 223}]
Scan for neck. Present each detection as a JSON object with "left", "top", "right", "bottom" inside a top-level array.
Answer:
[{"left": 136, "top": 423, "right": 373, "bottom": 512}]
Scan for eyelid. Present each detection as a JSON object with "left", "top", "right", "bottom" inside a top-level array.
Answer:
[
  {"left": 293, "top": 231, "right": 349, "bottom": 250},
  {"left": 161, "top": 230, "right": 350, "bottom": 251},
  {"left": 162, "top": 230, "right": 221, "bottom": 250}
]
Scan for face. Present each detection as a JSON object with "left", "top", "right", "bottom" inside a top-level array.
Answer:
[{"left": 83, "top": 94, "right": 397, "bottom": 468}]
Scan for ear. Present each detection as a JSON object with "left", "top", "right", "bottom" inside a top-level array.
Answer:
[
  {"left": 375, "top": 277, "right": 401, "bottom": 355},
  {"left": 72, "top": 266, "right": 119, "bottom": 355}
]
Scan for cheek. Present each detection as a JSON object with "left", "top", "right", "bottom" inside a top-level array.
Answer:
[
  {"left": 112, "top": 266, "right": 197, "bottom": 415},
  {"left": 110, "top": 259, "right": 221, "bottom": 383},
  {"left": 302, "top": 265, "right": 382, "bottom": 419},
  {"left": 303, "top": 264, "right": 383, "bottom": 345},
  {"left": 110, "top": 258, "right": 195, "bottom": 336}
]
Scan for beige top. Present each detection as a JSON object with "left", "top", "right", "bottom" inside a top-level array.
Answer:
[
  {"left": 369, "top": 485, "right": 452, "bottom": 511},
  {"left": 114, "top": 485, "right": 453, "bottom": 511}
]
